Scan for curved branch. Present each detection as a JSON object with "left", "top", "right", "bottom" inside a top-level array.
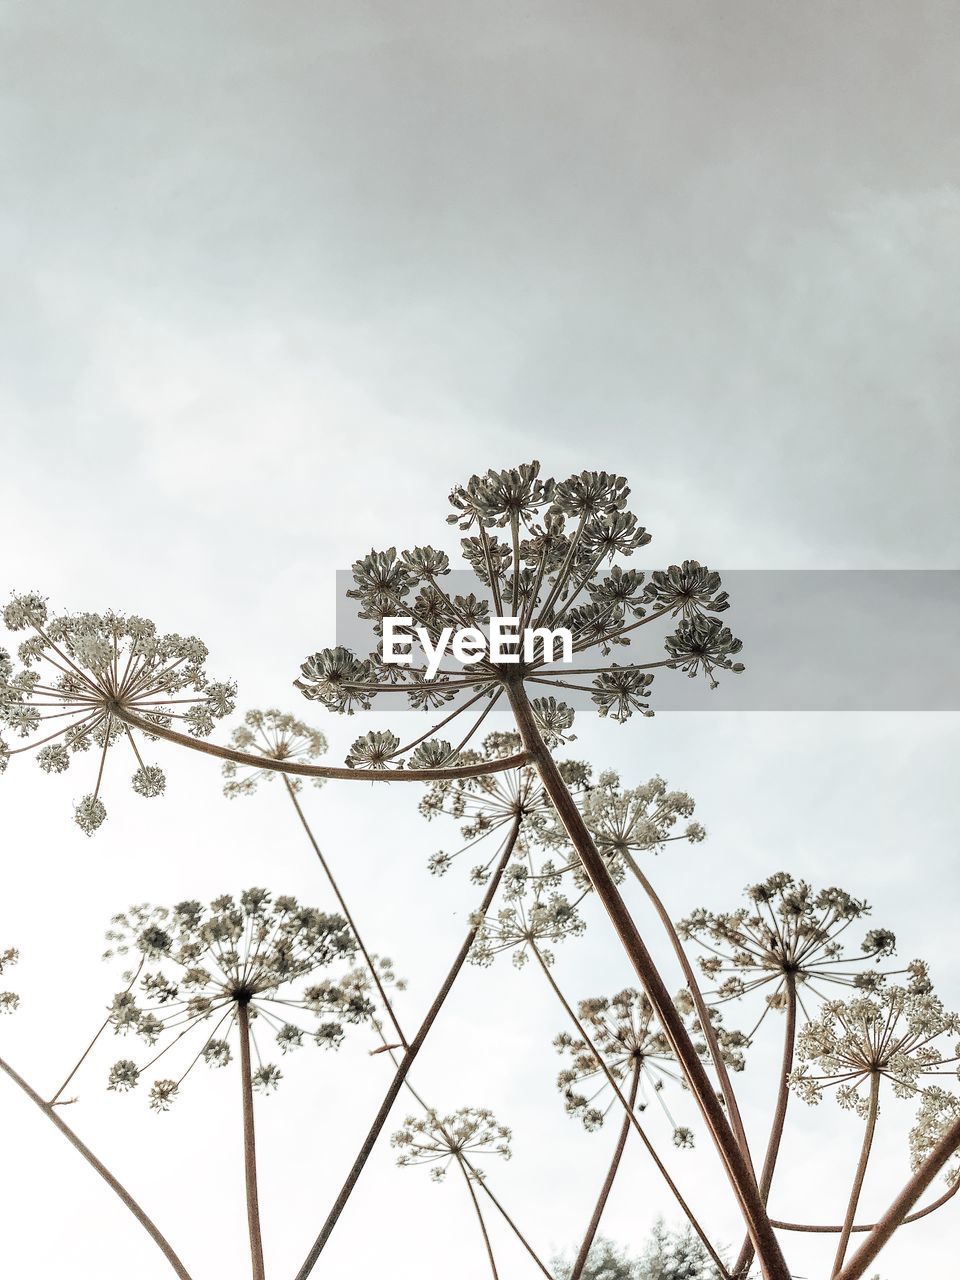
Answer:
[
  {"left": 118, "top": 709, "right": 528, "bottom": 781},
  {"left": 771, "top": 1177, "right": 959, "bottom": 1231},
  {"left": 0, "top": 1055, "right": 194, "bottom": 1279},
  {"left": 834, "top": 1112, "right": 960, "bottom": 1280}
]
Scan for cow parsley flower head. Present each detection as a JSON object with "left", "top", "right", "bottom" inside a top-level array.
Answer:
[
  {"left": 790, "top": 986, "right": 960, "bottom": 1117},
  {"left": 391, "top": 1107, "right": 512, "bottom": 1181},
  {"left": 222, "top": 708, "right": 328, "bottom": 797},
  {"left": 554, "top": 987, "right": 745, "bottom": 1138},
  {"left": 0, "top": 594, "right": 235, "bottom": 833},
  {"left": 910, "top": 1087, "right": 960, "bottom": 1184},
  {"left": 678, "top": 873, "right": 911, "bottom": 1034},
  {"left": 294, "top": 463, "right": 742, "bottom": 766},
  {"left": 419, "top": 731, "right": 590, "bottom": 884},
  {"left": 469, "top": 881, "right": 585, "bottom": 969},
  {"left": 102, "top": 890, "right": 361, "bottom": 1108},
  {"left": 578, "top": 772, "right": 705, "bottom": 886},
  {"left": 0, "top": 946, "right": 19, "bottom": 1015}
]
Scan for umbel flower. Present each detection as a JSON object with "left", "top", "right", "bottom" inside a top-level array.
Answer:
[
  {"left": 469, "top": 885, "right": 586, "bottom": 969},
  {"left": 910, "top": 1087, "right": 960, "bottom": 1184},
  {"left": 294, "top": 463, "right": 742, "bottom": 768},
  {"left": 790, "top": 986, "right": 960, "bottom": 1117},
  {"left": 0, "top": 946, "right": 19, "bottom": 1015},
  {"left": 419, "top": 730, "right": 590, "bottom": 883},
  {"left": 222, "top": 708, "right": 328, "bottom": 797},
  {"left": 677, "top": 873, "right": 910, "bottom": 1033},
  {"left": 570, "top": 771, "right": 705, "bottom": 887},
  {"left": 554, "top": 987, "right": 746, "bottom": 1141},
  {"left": 102, "top": 890, "right": 362, "bottom": 1109},
  {"left": 0, "top": 593, "right": 235, "bottom": 834},
  {"left": 391, "top": 1107, "right": 512, "bottom": 1181}
]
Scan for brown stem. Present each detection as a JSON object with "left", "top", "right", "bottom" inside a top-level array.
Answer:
[
  {"left": 772, "top": 1175, "right": 959, "bottom": 1231},
  {"left": 569, "top": 1062, "right": 641, "bottom": 1280},
  {"left": 238, "top": 1002, "right": 266, "bottom": 1280},
  {"left": 834, "top": 1111, "right": 960, "bottom": 1280},
  {"left": 833, "top": 1074, "right": 880, "bottom": 1276},
  {"left": 118, "top": 708, "right": 527, "bottom": 781},
  {"left": 464, "top": 1158, "right": 555, "bottom": 1280},
  {"left": 505, "top": 682, "right": 788, "bottom": 1280},
  {"left": 282, "top": 779, "right": 407, "bottom": 1048},
  {"left": 459, "top": 1158, "right": 500, "bottom": 1280},
  {"left": 0, "top": 1054, "right": 193, "bottom": 1279},
  {"left": 293, "top": 818, "right": 521, "bottom": 1280},
  {"left": 732, "top": 974, "right": 797, "bottom": 1277},
  {"left": 623, "top": 854, "right": 753, "bottom": 1163}
]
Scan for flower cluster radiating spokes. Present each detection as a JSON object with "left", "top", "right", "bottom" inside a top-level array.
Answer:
[
  {"left": 391, "top": 1106, "right": 512, "bottom": 1181},
  {"left": 0, "top": 593, "right": 236, "bottom": 833},
  {"left": 102, "top": 889, "right": 362, "bottom": 1109},
  {"left": 418, "top": 730, "right": 589, "bottom": 883},
  {"left": 677, "top": 873, "right": 913, "bottom": 1036},
  {"left": 910, "top": 1087, "right": 960, "bottom": 1184},
  {"left": 469, "top": 884, "right": 586, "bottom": 968},
  {"left": 0, "top": 946, "right": 19, "bottom": 1015},
  {"left": 790, "top": 986, "right": 960, "bottom": 1116},
  {"left": 554, "top": 987, "right": 746, "bottom": 1144},
  {"left": 222, "top": 708, "right": 328, "bottom": 797},
  {"left": 294, "top": 463, "right": 743, "bottom": 769}
]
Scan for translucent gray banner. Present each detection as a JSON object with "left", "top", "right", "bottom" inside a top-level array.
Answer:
[{"left": 334, "top": 570, "right": 960, "bottom": 711}]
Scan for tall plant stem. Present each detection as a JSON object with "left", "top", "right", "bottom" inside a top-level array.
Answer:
[
  {"left": 118, "top": 709, "right": 527, "bottom": 782},
  {"left": 833, "top": 1075, "right": 880, "bottom": 1276},
  {"left": 505, "top": 682, "right": 788, "bottom": 1280},
  {"left": 293, "top": 818, "right": 521, "bottom": 1280},
  {"left": 238, "top": 1002, "right": 266, "bottom": 1280},
  {"left": 531, "top": 945, "right": 729, "bottom": 1278},
  {"left": 732, "top": 974, "right": 797, "bottom": 1278},
  {"left": 622, "top": 853, "right": 753, "bottom": 1161},
  {"left": 0, "top": 1054, "right": 194, "bottom": 1280},
  {"left": 282, "top": 778, "right": 407, "bottom": 1047},
  {"left": 569, "top": 1062, "right": 641, "bottom": 1280},
  {"left": 459, "top": 1158, "right": 500, "bottom": 1280},
  {"left": 834, "top": 1110, "right": 960, "bottom": 1280}
]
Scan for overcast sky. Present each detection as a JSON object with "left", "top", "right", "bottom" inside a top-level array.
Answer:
[{"left": 1, "top": 4, "right": 959, "bottom": 1278}]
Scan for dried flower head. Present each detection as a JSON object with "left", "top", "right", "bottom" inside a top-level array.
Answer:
[
  {"left": 678, "top": 873, "right": 909, "bottom": 1035},
  {"left": 577, "top": 771, "right": 705, "bottom": 886},
  {"left": 221, "top": 708, "right": 328, "bottom": 797},
  {"left": 910, "top": 1087, "right": 960, "bottom": 1184},
  {"left": 391, "top": 1107, "right": 512, "bottom": 1181},
  {"left": 294, "top": 463, "right": 742, "bottom": 767},
  {"left": 0, "top": 946, "right": 19, "bottom": 1015},
  {"left": 103, "top": 890, "right": 361, "bottom": 1107},
  {"left": 0, "top": 594, "right": 235, "bottom": 833},
  {"left": 419, "top": 731, "right": 589, "bottom": 884},
  {"left": 469, "top": 886, "right": 586, "bottom": 969},
  {"left": 790, "top": 986, "right": 960, "bottom": 1117},
  {"left": 554, "top": 987, "right": 745, "bottom": 1139}
]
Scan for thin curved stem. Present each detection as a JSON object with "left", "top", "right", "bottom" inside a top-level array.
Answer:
[
  {"left": 834, "top": 1109, "right": 960, "bottom": 1280},
  {"left": 0, "top": 1054, "right": 193, "bottom": 1279},
  {"left": 459, "top": 1157, "right": 500, "bottom": 1280},
  {"left": 238, "top": 1002, "right": 266, "bottom": 1280},
  {"left": 49, "top": 958, "right": 145, "bottom": 1105},
  {"left": 732, "top": 974, "right": 797, "bottom": 1278},
  {"left": 464, "top": 1159, "right": 554, "bottom": 1280},
  {"left": 569, "top": 1062, "right": 640, "bottom": 1280},
  {"left": 833, "top": 1075, "right": 880, "bottom": 1276},
  {"left": 293, "top": 817, "right": 522, "bottom": 1280},
  {"left": 118, "top": 709, "right": 527, "bottom": 782},
  {"left": 772, "top": 1175, "right": 959, "bottom": 1231},
  {"left": 282, "top": 779, "right": 407, "bottom": 1048},
  {"left": 622, "top": 853, "right": 753, "bottom": 1164},
  {"left": 505, "top": 682, "right": 787, "bottom": 1280}
]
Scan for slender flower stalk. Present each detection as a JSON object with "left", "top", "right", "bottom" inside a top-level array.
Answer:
[
  {"left": 0, "top": 1053, "right": 194, "bottom": 1279},
  {"left": 237, "top": 1000, "right": 266, "bottom": 1280}
]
